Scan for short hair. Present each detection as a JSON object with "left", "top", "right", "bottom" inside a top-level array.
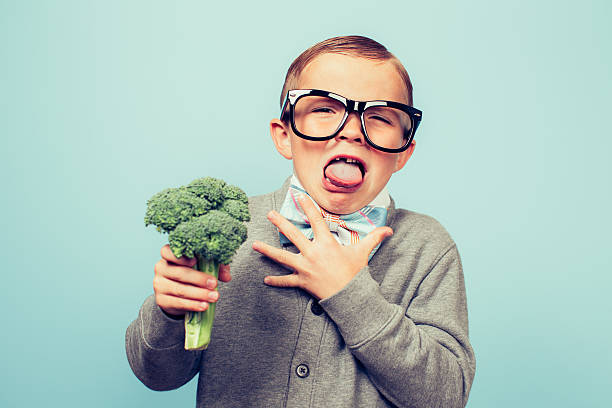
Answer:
[{"left": 280, "top": 35, "right": 414, "bottom": 110}]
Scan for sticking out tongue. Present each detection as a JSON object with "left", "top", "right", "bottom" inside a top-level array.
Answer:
[{"left": 324, "top": 160, "right": 363, "bottom": 188}]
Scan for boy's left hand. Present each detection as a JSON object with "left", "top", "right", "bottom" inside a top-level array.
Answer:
[{"left": 252, "top": 196, "right": 393, "bottom": 300}]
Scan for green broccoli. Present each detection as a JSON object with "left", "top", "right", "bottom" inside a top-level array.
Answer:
[{"left": 145, "top": 177, "right": 250, "bottom": 350}]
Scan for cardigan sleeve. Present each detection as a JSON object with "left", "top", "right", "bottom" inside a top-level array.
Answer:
[
  {"left": 125, "top": 295, "right": 203, "bottom": 391},
  {"left": 318, "top": 244, "right": 475, "bottom": 408}
]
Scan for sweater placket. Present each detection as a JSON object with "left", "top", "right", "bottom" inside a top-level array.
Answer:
[{"left": 284, "top": 295, "right": 328, "bottom": 407}]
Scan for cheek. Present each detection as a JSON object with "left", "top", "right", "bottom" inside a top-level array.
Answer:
[
  {"left": 292, "top": 140, "right": 325, "bottom": 168},
  {"left": 370, "top": 155, "right": 400, "bottom": 177}
]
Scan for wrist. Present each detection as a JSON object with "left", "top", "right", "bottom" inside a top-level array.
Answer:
[{"left": 315, "top": 270, "right": 355, "bottom": 300}]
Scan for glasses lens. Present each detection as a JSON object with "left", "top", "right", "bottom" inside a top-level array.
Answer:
[
  {"left": 293, "top": 95, "right": 346, "bottom": 138},
  {"left": 363, "top": 106, "right": 413, "bottom": 150}
]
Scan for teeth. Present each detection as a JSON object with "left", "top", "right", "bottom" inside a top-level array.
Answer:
[{"left": 333, "top": 157, "right": 359, "bottom": 164}]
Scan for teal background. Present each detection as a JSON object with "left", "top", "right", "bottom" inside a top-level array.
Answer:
[{"left": 2, "top": 0, "right": 610, "bottom": 406}]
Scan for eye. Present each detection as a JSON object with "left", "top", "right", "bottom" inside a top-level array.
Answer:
[
  {"left": 311, "top": 106, "right": 336, "bottom": 114},
  {"left": 367, "top": 113, "right": 393, "bottom": 125}
]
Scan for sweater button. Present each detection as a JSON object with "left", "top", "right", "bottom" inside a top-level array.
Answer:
[
  {"left": 296, "top": 364, "right": 309, "bottom": 378},
  {"left": 311, "top": 300, "right": 324, "bottom": 315}
]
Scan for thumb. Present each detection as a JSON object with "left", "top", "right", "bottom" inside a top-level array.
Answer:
[
  {"left": 360, "top": 227, "right": 393, "bottom": 254},
  {"left": 218, "top": 264, "right": 232, "bottom": 282}
]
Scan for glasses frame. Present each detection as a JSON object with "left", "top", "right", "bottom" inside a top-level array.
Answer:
[{"left": 280, "top": 89, "right": 422, "bottom": 153}]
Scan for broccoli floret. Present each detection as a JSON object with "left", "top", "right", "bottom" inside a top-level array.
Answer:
[
  {"left": 145, "top": 178, "right": 250, "bottom": 263},
  {"left": 168, "top": 210, "right": 247, "bottom": 264},
  {"left": 144, "top": 187, "right": 212, "bottom": 233},
  {"left": 186, "top": 177, "right": 227, "bottom": 207},
  {"left": 222, "top": 184, "right": 249, "bottom": 204},
  {"left": 144, "top": 177, "right": 250, "bottom": 350},
  {"left": 219, "top": 199, "right": 250, "bottom": 223}
]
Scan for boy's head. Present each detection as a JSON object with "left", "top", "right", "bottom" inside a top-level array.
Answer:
[
  {"left": 279, "top": 36, "right": 414, "bottom": 108},
  {"left": 270, "top": 36, "right": 420, "bottom": 215}
]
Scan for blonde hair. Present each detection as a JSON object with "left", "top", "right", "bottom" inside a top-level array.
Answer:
[{"left": 280, "top": 35, "right": 414, "bottom": 110}]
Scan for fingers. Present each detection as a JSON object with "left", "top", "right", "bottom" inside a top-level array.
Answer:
[
  {"left": 154, "top": 275, "right": 218, "bottom": 303},
  {"left": 156, "top": 293, "right": 210, "bottom": 315},
  {"left": 154, "top": 246, "right": 223, "bottom": 315},
  {"left": 297, "top": 196, "right": 331, "bottom": 240},
  {"left": 264, "top": 273, "right": 301, "bottom": 288},
  {"left": 155, "top": 259, "right": 217, "bottom": 289},
  {"left": 159, "top": 244, "right": 224, "bottom": 287},
  {"left": 359, "top": 226, "right": 393, "bottom": 255},
  {"left": 266, "top": 210, "right": 310, "bottom": 249},
  {"left": 161, "top": 244, "right": 197, "bottom": 267},
  {"left": 252, "top": 240, "right": 300, "bottom": 269},
  {"left": 153, "top": 269, "right": 220, "bottom": 315},
  {"left": 218, "top": 264, "right": 232, "bottom": 283}
]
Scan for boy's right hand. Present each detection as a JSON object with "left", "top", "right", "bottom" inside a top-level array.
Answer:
[{"left": 153, "top": 244, "right": 232, "bottom": 317}]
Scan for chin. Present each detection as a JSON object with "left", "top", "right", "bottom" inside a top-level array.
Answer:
[{"left": 316, "top": 189, "right": 367, "bottom": 215}]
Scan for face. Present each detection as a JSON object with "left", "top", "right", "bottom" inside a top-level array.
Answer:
[{"left": 270, "top": 53, "right": 415, "bottom": 214}]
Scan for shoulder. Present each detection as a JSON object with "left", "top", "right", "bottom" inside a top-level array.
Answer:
[
  {"left": 247, "top": 178, "right": 291, "bottom": 217},
  {"left": 247, "top": 191, "right": 274, "bottom": 218},
  {"left": 242, "top": 181, "right": 289, "bottom": 241},
  {"left": 387, "top": 206, "right": 457, "bottom": 254},
  {"left": 390, "top": 207, "right": 454, "bottom": 242}
]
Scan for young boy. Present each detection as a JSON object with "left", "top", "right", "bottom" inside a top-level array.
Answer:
[{"left": 126, "top": 36, "right": 475, "bottom": 407}]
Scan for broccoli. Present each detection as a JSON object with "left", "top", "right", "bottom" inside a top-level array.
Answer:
[{"left": 145, "top": 177, "right": 250, "bottom": 350}]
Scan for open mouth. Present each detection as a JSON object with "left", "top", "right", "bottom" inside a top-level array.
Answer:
[{"left": 323, "top": 155, "right": 366, "bottom": 189}]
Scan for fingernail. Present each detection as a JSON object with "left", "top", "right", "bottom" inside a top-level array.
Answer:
[
  {"left": 200, "top": 302, "right": 209, "bottom": 310},
  {"left": 267, "top": 211, "right": 277, "bottom": 220},
  {"left": 206, "top": 279, "right": 216, "bottom": 290},
  {"left": 208, "top": 291, "right": 219, "bottom": 301}
]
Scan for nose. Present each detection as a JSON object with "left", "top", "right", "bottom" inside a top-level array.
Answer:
[{"left": 335, "top": 112, "right": 365, "bottom": 145}]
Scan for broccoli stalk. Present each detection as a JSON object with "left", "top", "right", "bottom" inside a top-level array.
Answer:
[
  {"left": 145, "top": 177, "right": 250, "bottom": 350},
  {"left": 185, "top": 257, "right": 219, "bottom": 350}
]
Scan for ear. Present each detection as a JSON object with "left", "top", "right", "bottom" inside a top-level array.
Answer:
[
  {"left": 393, "top": 141, "right": 416, "bottom": 172},
  {"left": 270, "top": 119, "right": 293, "bottom": 160}
]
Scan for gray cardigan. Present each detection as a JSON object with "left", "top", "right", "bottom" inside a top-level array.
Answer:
[{"left": 126, "top": 180, "right": 476, "bottom": 407}]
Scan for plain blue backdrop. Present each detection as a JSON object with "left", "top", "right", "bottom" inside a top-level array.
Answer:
[{"left": 2, "top": 1, "right": 611, "bottom": 407}]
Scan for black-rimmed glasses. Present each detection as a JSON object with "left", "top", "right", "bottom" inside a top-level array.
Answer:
[{"left": 280, "top": 89, "right": 422, "bottom": 153}]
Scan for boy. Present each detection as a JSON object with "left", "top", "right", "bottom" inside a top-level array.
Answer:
[{"left": 126, "top": 36, "right": 475, "bottom": 407}]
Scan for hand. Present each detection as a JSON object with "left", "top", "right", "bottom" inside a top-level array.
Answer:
[
  {"left": 252, "top": 196, "right": 393, "bottom": 300},
  {"left": 153, "top": 244, "right": 232, "bottom": 317}
]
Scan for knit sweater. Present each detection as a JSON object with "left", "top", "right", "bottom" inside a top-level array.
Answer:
[{"left": 125, "top": 179, "right": 476, "bottom": 407}]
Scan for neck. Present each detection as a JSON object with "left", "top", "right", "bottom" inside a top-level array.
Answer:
[{"left": 290, "top": 174, "right": 390, "bottom": 214}]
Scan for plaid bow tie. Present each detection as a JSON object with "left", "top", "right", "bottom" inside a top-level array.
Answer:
[{"left": 278, "top": 179, "right": 388, "bottom": 260}]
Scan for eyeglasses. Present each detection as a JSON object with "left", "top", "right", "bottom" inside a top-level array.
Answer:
[{"left": 280, "top": 89, "right": 422, "bottom": 153}]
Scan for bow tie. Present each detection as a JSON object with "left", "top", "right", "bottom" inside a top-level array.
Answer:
[{"left": 278, "top": 181, "right": 388, "bottom": 260}]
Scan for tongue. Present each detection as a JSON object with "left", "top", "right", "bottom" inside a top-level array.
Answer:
[{"left": 324, "top": 161, "right": 363, "bottom": 187}]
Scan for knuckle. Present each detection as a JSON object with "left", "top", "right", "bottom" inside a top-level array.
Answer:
[
  {"left": 161, "top": 246, "right": 177, "bottom": 262},
  {"left": 299, "top": 266, "right": 312, "bottom": 279},
  {"left": 154, "top": 260, "right": 163, "bottom": 275},
  {"left": 193, "top": 273, "right": 207, "bottom": 288},
  {"left": 300, "top": 246, "right": 313, "bottom": 258},
  {"left": 152, "top": 275, "right": 164, "bottom": 293},
  {"left": 172, "top": 284, "right": 185, "bottom": 299},
  {"left": 280, "top": 251, "right": 292, "bottom": 264}
]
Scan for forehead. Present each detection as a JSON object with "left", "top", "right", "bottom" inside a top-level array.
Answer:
[{"left": 296, "top": 53, "right": 408, "bottom": 104}]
